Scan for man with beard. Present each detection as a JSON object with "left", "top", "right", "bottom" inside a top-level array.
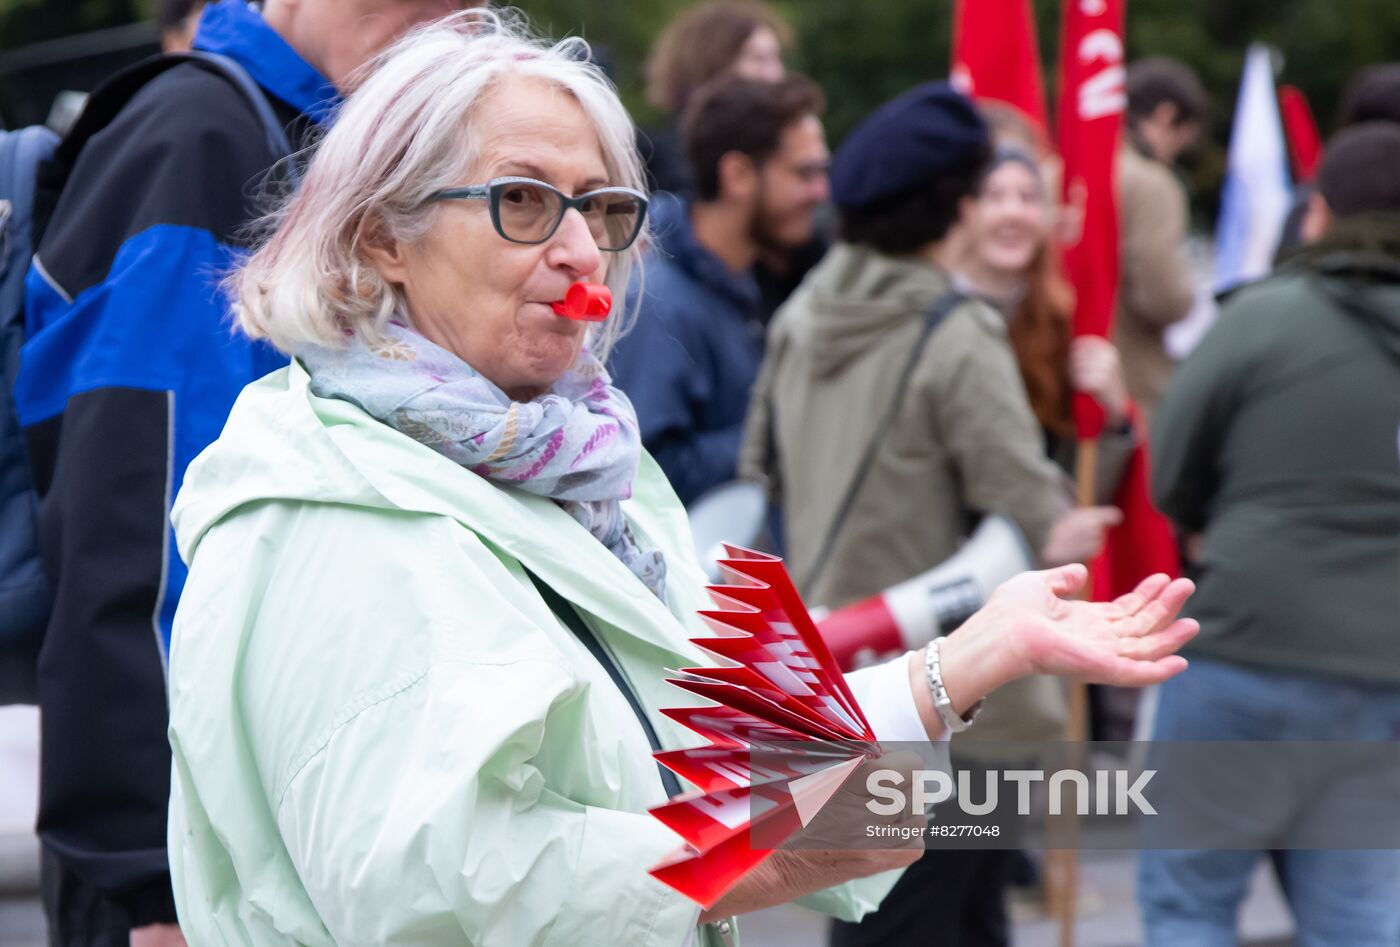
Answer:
[{"left": 609, "top": 74, "right": 829, "bottom": 505}]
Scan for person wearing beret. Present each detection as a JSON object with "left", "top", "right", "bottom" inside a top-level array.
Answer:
[{"left": 739, "top": 82, "right": 1124, "bottom": 946}]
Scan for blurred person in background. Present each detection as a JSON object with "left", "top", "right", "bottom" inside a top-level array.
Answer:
[
  {"left": 641, "top": 0, "right": 826, "bottom": 319},
  {"left": 739, "top": 83, "right": 1122, "bottom": 947},
  {"left": 13, "top": 2, "right": 476, "bottom": 944},
  {"left": 1278, "top": 63, "right": 1400, "bottom": 254},
  {"left": 1336, "top": 63, "right": 1400, "bottom": 126},
  {"left": 1140, "top": 121, "right": 1400, "bottom": 947},
  {"left": 1116, "top": 57, "right": 1209, "bottom": 426},
  {"left": 956, "top": 145, "right": 1136, "bottom": 502},
  {"left": 953, "top": 139, "right": 1143, "bottom": 909},
  {"left": 609, "top": 74, "right": 829, "bottom": 505},
  {"left": 956, "top": 141, "right": 1145, "bottom": 735},
  {"left": 159, "top": 0, "right": 205, "bottom": 52},
  {"left": 640, "top": 0, "right": 789, "bottom": 196}
]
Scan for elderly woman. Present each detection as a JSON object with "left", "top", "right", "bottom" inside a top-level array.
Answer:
[{"left": 165, "top": 13, "right": 1197, "bottom": 946}]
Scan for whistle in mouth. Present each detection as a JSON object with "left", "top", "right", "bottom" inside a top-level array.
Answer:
[{"left": 550, "top": 283, "right": 612, "bottom": 322}]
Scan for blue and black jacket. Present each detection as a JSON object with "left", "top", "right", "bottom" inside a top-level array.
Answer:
[{"left": 14, "top": 1, "right": 334, "bottom": 925}]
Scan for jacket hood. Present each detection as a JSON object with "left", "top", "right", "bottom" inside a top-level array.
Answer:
[
  {"left": 171, "top": 360, "right": 707, "bottom": 650},
  {"left": 172, "top": 358, "right": 723, "bottom": 671},
  {"left": 779, "top": 241, "right": 955, "bottom": 377},
  {"left": 171, "top": 362, "right": 392, "bottom": 565},
  {"left": 1284, "top": 215, "right": 1400, "bottom": 361},
  {"left": 1314, "top": 256, "right": 1400, "bottom": 361}
]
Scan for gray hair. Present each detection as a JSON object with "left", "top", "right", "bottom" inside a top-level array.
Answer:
[{"left": 229, "top": 8, "right": 646, "bottom": 361}]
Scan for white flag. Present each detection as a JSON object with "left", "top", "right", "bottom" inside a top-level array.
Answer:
[{"left": 1214, "top": 44, "right": 1293, "bottom": 293}]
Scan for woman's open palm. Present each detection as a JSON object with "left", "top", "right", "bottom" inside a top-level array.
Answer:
[{"left": 984, "top": 565, "right": 1198, "bottom": 687}]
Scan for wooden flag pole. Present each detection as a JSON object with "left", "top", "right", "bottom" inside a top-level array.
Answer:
[
  {"left": 1045, "top": 438, "right": 1099, "bottom": 947},
  {"left": 1050, "top": 0, "right": 1125, "bottom": 930}
]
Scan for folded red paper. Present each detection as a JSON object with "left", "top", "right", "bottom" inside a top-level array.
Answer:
[{"left": 647, "top": 545, "right": 882, "bottom": 909}]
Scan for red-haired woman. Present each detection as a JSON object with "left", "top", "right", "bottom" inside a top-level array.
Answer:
[{"left": 957, "top": 145, "right": 1136, "bottom": 513}]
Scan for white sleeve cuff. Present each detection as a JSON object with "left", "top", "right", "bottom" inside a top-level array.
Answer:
[{"left": 843, "top": 653, "right": 950, "bottom": 744}]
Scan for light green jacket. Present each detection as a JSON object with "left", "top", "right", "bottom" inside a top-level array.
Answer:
[{"left": 167, "top": 361, "right": 897, "bottom": 946}]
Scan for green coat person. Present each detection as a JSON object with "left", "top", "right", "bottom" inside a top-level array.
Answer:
[
  {"left": 165, "top": 356, "right": 906, "bottom": 945},
  {"left": 167, "top": 362, "right": 901, "bottom": 946},
  {"left": 738, "top": 243, "right": 1072, "bottom": 747}
]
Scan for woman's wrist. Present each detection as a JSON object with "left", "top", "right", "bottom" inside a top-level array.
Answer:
[{"left": 934, "top": 619, "right": 1025, "bottom": 714}]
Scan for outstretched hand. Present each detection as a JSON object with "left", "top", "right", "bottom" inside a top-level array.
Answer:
[
  {"left": 938, "top": 565, "right": 1198, "bottom": 713},
  {"left": 997, "top": 564, "right": 1197, "bottom": 684}
]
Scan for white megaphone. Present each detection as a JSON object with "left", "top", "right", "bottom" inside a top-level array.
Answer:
[
  {"left": 815, "top": 514, "right": 1034, "bottom": 671},
  {"left": 687, "top": 480, "right": 769, "bottom": 582}
]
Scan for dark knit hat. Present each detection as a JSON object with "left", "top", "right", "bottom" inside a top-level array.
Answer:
[
  {"left": 1318, "top": 122, "right": 1400, "bottom": 218},
  {"left": 830, "top": 81, "right": 990, "bottom": 209}
]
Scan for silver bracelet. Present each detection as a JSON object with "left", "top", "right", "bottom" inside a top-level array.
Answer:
[{"left": 923, "top": 636, "right": 983, "bottom": 733}]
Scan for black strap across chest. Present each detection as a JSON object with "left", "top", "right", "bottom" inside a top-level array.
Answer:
[
  {"left": 525, "top": 571, "right": 684, "bottom": 800},
  {"left": 797, "top": 290, "right": 966, "bottom": 591}
]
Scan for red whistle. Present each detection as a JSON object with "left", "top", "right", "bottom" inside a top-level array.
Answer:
[{"left": 550, "top": 283, "right": 612, "bottom": 322}]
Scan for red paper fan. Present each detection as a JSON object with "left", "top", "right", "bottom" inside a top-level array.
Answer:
[{"left": 647, "top": 547, "right": 881, "bottom": 908}]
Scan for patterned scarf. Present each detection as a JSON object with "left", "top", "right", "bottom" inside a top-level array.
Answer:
[{"left": 299, "top": 322, "right": 667, "bottom": 599}]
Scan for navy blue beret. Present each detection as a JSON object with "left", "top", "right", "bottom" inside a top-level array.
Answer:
[{"left": 830, "top": 81, "right": 990, "bottom": 209}]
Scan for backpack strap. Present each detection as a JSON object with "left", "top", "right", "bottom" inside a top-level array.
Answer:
[
  {"left": 181, "top": 51, "right": 294, "bottom": 158},
  {"left": 0, "top": 125, "right": 58, "bottom": 672},
  {"left": 525, "top": 569, "right": 684, "bottom": 800},
  {"left": 54, "top": 51, "right": 292, "bottom": 169},
  {"left": 34, "top": 50, "right": 298, "bottom": 247},
  {"left": 0, "top": 126, "right": 58, "bottom": 292},
  {"left": 798, "top": 290, "right": 967, "bottom": 592}
]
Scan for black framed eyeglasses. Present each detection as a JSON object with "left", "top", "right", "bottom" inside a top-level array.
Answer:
[{"left": 426, "top": 176, "right": 649, "bottom": 252}]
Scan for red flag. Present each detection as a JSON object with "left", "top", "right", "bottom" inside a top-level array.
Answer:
[
  {"left": 1056, "top": 0, "right": 1179, "bottom": 597},
  {"left": 1088, "top": 406, "right": 1181, "bottom": 599},
  {"left": 952, "top": 0, "right": 1048, "bottom": 130},
  {"left": 1056, "top": 0, "right": 1125, "bottom": 440},
  {"left": 1278, "top": 85, "right": 1322, "bottom": 183}
]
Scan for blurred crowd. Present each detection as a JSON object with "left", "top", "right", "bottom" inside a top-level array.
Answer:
[{"left": 1, "top": 1, "right": 1397, "bottom": 946}]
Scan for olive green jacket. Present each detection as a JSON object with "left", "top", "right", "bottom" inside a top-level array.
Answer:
[{"left": 1153, "top": 245, "right": 1400, "bottom": 684}]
